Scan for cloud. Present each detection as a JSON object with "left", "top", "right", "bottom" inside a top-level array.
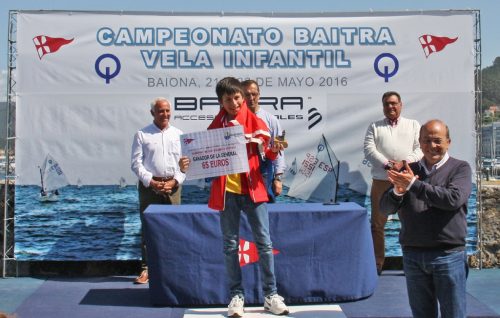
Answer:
[{"left": 0, "top": 69, "right": 6, "bottom": 102}]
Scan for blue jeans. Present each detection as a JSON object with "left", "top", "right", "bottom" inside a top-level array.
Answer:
[
  {"left": 403, "top": 249, "right": 468, "bottom": 318},
  {"left": 219, "top": 192, "right": 277, "bottom": 299},
  {"left": 260, "top": 158, "right": 276, "bottom": 203}
]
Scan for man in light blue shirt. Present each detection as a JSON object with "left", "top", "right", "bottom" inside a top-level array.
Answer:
[{"left": 242, "top": 80, "right": 286, "bottom": 202}]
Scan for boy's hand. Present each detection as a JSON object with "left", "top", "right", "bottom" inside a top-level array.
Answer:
[{"left": 179, "top": 156, "right": 191, "bottom": 173}]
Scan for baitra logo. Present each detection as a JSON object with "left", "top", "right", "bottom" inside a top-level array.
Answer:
[
  {"left": 33, "top": 35, "right": 74, "bottom": 59},
  {"left": 239, "top": 239, "right": 280, "bottom": 267},
  {"left": 419, "top": 34, "right": 458, "bottom": 58},
  {"left": 183, "top": 138, "right": 195, "bottom": 145}
]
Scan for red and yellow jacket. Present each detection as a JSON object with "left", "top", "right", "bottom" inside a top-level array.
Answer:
[{"left": 207, "top": 101, "right": 277, "bottom": 211}]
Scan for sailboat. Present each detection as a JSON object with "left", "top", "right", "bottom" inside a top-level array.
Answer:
[
  {"left": 38, "top": 154, "right": 69, "bottom": 202},
  {"left": 119, "top": 177, "right": 127, "bottom": 189},
  {"left": 283, "top": 157, "right": 297, "bottom": 188},
  {"left": 195, "top": 177, "right": 208, "bottom": 189},
  {"left": 286, "top": 135, "right": 340, "bottom": 204}
]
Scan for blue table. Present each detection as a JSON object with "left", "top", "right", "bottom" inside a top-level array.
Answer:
[{"left": 144, "top": 202, "right": 377, "bottom": 306}]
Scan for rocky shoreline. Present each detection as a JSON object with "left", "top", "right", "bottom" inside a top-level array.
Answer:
[{"left": 469, "top": 184, "right": 500, "bottom": 268}]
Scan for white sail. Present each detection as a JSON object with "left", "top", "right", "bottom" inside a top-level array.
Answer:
[
  {"left": 119, "top": 177, "right": 127, "bottom": 188},
  {"left": 195, "top": 178, "right": 207, "bottom": 189},
  {"left": 41, "top": 154, "right": 69, "bottom": 192},
  {"left": 287, "top": 135, "right": 339, "bottom": 203},
  {"left": 283, "top": 157, "right": 297, "bottom": 188}
]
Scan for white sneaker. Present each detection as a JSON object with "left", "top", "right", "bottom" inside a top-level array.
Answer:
[
  {"left": 264, "top": 294, "right": 289, "bottom": 315},
  {"left": 228, "top": 295, "right": 244, "bottom": 317}
]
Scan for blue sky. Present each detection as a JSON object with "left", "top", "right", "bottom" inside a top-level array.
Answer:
[{"left": 0, "top": 0, "right": 498, "bottom": 101}]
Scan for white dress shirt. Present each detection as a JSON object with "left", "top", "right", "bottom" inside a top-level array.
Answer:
[{"left": 131, "top": 123, "right": 185, "bottom": 187}]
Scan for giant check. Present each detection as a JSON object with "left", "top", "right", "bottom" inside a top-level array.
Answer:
[{"left": 180, "top": 126, "right": 249, "bottom": 180}]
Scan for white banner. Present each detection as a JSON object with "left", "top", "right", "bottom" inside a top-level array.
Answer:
[
  {"left": 180, "top": 126, "right": 249, "bottom": 180},
  {"left": 15, "top": 11, "right": 476, "bottom": 194}
]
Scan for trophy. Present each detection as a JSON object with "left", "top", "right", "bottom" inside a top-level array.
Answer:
[{"left": 274, "top": 130, "right": 288, "bottom": 149}]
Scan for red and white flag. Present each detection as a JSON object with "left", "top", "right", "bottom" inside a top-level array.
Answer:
[
  {"left": 419, "top": 34, "right": 458, "bottom": 58},
  {"left": 239, "top": 239, "right": 280, "bottom": 267},
  {"left": 33, "top": 35, "right": 74, "bottom": 59}
]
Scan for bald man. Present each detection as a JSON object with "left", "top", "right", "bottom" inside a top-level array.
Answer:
[{"left": 380, "top": 119, "right": 472, "bottom": 318}]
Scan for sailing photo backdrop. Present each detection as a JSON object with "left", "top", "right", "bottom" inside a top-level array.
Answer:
[{"left": 13, "top": 11, "right": 477, "bottom": 260}]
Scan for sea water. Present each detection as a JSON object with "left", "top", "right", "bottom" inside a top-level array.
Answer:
[{"left": 14, "top": 184, "right": 477, "bottom": 260}]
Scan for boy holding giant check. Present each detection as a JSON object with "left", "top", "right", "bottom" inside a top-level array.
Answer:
[
  {"left": 180, "top": 125, "right": 250, "bottom": 180},
  {"left": 179, "top": 77, "right": 289, "bottom": 317}
]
